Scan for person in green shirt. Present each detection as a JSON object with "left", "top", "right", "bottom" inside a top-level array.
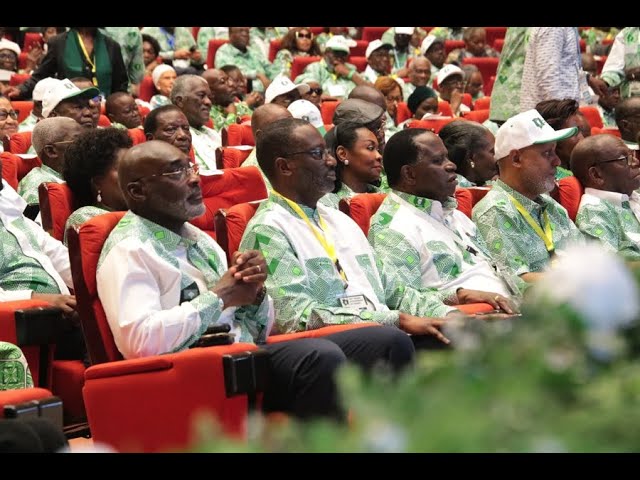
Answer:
[
  {"left": 473, "top": 109, "right": 584, "bottom": 288},
  {"left": 202, "top": 68, "right": 252, "bottom": 132}
]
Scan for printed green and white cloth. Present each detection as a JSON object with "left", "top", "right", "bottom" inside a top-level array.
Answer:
[
  {"left": 97, "top": 211, "right": 273, "bottom": 359},
  {"left": 190, "top": 125, "right": 221, "bottom": 171},
  {"left": 63, "top": 205, "right": 108, "bottom": 246},
  {"left": 472, "top": 179, "right": 584, "bottom": 286},
  {"left": 369, "top": 191, "right": 517, "bottom": 302},
  {"left": 0, "top": 180, "right": 71, "bottom": 300},
  {"left": 17, "top": 164, "right": 64, "bottom": 205},
  {"left": 576, "top": 188, "right": 640, "bottom": 261},
  {"left": 0, "top": 342, "right": 33, "bottom": 391}
]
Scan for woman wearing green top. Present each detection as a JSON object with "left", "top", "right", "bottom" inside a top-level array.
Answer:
[
  {"left": 320, "top": 121, "right": 383, "bottom": 209},
  {"left": 270, "top": 27, "right": 322, "bottom": 79},
  {"left": 62, "top": 128, "right": 132, "bottom": 245}
]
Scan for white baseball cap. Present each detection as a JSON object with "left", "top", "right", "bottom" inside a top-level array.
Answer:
[
  {"left": 420, "top": 34, "right": 443, "bottom": 55},
  {"left": 494, "top": 109, "right": 579, "bottom": 160},
  {"left": 324, "top": 35, "right": 357, "bottom": 54},
  {"left": 288, "top": 99, "right": 326, "bottom": 136},
  {"left": 436, "top": 64, "right": 464, "bottom": 87},
  {"left": 394, "top": 27, "right": 415, "bottom": 35},
  {"left": 32, "top": 77, "right": 61, "bottom": 102},
  {"left": 42, "top": 78, "right": 100, "bottom": 118},
  {"left": 265, "top": 75, "right": 310, "bottom": 104},
  {"left": 365, "top": 40, "right": 393, "bottom": 60}
]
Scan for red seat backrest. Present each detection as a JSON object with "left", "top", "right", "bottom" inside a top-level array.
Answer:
[
  {"left": 493, "top": 38, "right": 504, "bottom": 52},
  {"left": 462, "top": 109, "right": 490, "bottom": 124},
  {"left": 9, "top": 131, "right": 32, "bottom": 154},
  {"left": 10, "top": 73, "right": 31, "bottom": 87},
  {"left": 11, "top": 100, "right": 33, "bottom": 124},
  {"left": 484, "top": 27, "right": 507, "bottom": 47},
  {"left": 268, "top": 39, "right": 282, "bottom": 62},
  {"left": 556, "top": 175, "right": 584, "bottom": 222},
  {"left": 444, "top": 40, "right": 465, "bottom": 55},
  {"left": 438, "top": 100, "right": 453, "bottom": 117},
  {"left": 462, "top": 57, "right": 500, "bottom": 96},
  {"left": 350, "top": 40, "right": 368, "bottom": 57},
  {"left": 290, "top": 56, "right": 321, "bottom": 81},
  {"left": 591, "top": 127, "right": 621, "bottom": 137},
  {"left": 454, "top": 188, "right": 474, "bottom": 219},
  {"left": 208, "top": 39, "right": 230, "bottom": 70},
  {"left": 474, "top": 96, "right": 491, "bottom": 110},
  {"left": 38, "top": 182, "right": 74, "bottom": 241},
  {"left": 1, "top": 151, "right": 41, "bottom": 190},
  {"left": 98, "top": 115, "right": 111, "bottom": 127},
  {"left": 396, "top": 102, "right": 412, "bottom": 124},
  {"left": 127, "top": 128, "right": 147, "bottom": 145},
  {"left": 579, "top": 106, "right": 603, "bottom": 129},
  {"left": 408, "top": 117, "right": 456, "bottom": 134},
  {"left": 214, "top": 202, "right": 262, "bottom": 263},
  {"left": 188, "top": 166, "right": 268, "bottom": 233},
  {"left": 339, "top": 193, "right": 387, "bottom": 236},
  {"left": 215, "top": 147, "right": 253, "bottom": 169},
  {"left": 349, "top": 56, "right": 367, "bottom": 72},
  {"left": 222, "top": 123, "right": 255, "bottom": 147},
  {"left": 320, "top": 100, "right": 340, "bottom": 125},
  {"left": 361, "top": 27, "right": 390, "bottom": 42},
  {"left": 67, "top": 211, "right": 126, "bottom": 364},
  {"left": 138, "top": 76, "right": 156, "bottom": 103}
]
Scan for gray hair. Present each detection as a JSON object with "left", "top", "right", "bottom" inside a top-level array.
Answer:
[
  {"left": 169, "top": 74, "right": 207, "bottom": 104},
  {"left": 31, "top": 117, "right": 79, "bottom": 156}
]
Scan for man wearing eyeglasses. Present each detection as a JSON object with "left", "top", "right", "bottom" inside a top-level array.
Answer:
[
  {"left": 473, "top": 110, "right": 585, "bottom": 289},
  {"left": 571, "top": 134, "right": 640, "bottom": 261},
  {"left": 241, "top": 117, "right": 453, "bottom": 344},
  {"left": 98, "top": 139, "right": 409, "bottom": 421},
  {"left": 17, "top": 117, "right": 82, "bottom": 208}
]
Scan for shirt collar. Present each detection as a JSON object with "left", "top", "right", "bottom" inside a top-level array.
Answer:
[
  {"left": 270, "top": 191, "right": 320, "bottom": 222},
  {"left": 584, "top": 187, "right": 633, "bottom": 206},
  {"left": 494, "top": 179, "right": 549, "bottom": 211},
  {"left": 135, "top": 214, "right": 200, "bottom": 250},
  {"left": 392, "top": 189, "right": 457, "bottom": 219},
  {"left": 40, "top": 164, "right": 63, "bottom": 180}
]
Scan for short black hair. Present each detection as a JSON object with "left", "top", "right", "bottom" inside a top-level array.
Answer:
[
  {"left": 105, "top": 91, "right": 132, "bottom": 117},
  {"left": 63, "top": 127, "right": 132, "bottom": 209},
  {"left": 332, "top": 121, "right": 370, "bottom": 193},
  {"left": 383, "top": 128, "right": 427, "bottom": 187},
  {"left": 143, "top": 104, "right": 184, "bottom": 136},
  {"left": 257, "top": 117, "right": 309, "bottom": 180},
  {"left": 141, "top": 33, "right": 161, "bottom": 58}
]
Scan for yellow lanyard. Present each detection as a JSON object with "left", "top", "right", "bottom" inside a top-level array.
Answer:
[
  {"left": 272, "top": 191, "right": 349, "bottom": 285},
  {"left": 507, "top": 194, "right": 555, "bottom": 254},
  {"left": 76, "top": 32, "right": 98, "bottom": 86}
]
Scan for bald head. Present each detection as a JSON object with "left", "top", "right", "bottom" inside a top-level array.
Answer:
[
  {"left": 349, "top": 85, "right": 387, "bottom": 112},
  {"left": 570, "top": 134, "right": 629, "bottom": 188},
  {"left": 118, "top": 140, "right": 184, "bottom": 195},
  {"left": 251, "top": 103, "right": 292, "bottom": 137}
]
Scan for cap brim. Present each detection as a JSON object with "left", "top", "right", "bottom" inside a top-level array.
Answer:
[
  {"left": 62, "top": 86, "right": 101, "bottom": 103},
  {"left": 296, "top": 84, "right": 310, "bottom": 95},
  {"left": 532, "top": 126, "right": 578, "bottom": 145}
]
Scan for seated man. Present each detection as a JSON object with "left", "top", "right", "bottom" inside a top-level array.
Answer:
[
  {"left": 17, "top": 117, "right": 83, "bottom": 205},
  {"left": 144, "top": 105, "right": 192, "bottom": 156},
  {"left": 97, "top": 140, "right": 414, "bottom": 421},
  {"left": 473, "top": 109, "right": 585, "bottom": 287},
  {"left": 105, "top": 92, "right": 142, "bottom": 130},
  {"left": 0, "top": 154, "right": 79, "bottom": 357},
  {"left": 202, "top": 68, "right": 253, "bottom": 132},
  {"left": 615, "top": 96, "right": 640, "bottom": 150},
  {"left": 170, "top": 75, "right": 221, "bottom": 171},
  {"left": 240, "top": 117, "right": 452, "bottom": 343},
  {"left": 369, "top": 128, "right": 519, "bottom": 311},
  {"left": 571, "top": 134, "right": 640, "bottom": 261}
]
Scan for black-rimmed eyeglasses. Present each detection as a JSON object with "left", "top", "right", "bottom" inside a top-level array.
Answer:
[{"left": 0, "top": 109, "right": 18, "bottom": 121}]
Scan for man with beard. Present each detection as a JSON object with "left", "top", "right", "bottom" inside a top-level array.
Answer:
[
  {"left": 97, "top": 140, "right": 415, "bottom": 421},
  {"left": 472, "top": 110, "right": 584, "bottom": 287},
  {"left": 202, "top": 68, "right": 253, "bottom": 132}
]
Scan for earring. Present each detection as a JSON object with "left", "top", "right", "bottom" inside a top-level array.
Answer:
[
  {"left": 469, "top": 161, "right": 475, "bottom": 169},
  {"left": 97, "top": 190, "right": 102, "bottom": 203},
  {"left": 344, "top": 159, "right": 349, "bottom": 165}
]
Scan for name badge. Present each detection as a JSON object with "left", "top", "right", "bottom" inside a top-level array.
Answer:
[
  {"left": 328, "top": 84, "right": 346, "bottom": 98},
  {"left": 339, "top": 294, "right": 368, "bottom": 310}
]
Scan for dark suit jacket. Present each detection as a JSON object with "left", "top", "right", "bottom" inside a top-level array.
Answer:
[{"left": 19, "top": 30, "right": 129, "bottom": 99}]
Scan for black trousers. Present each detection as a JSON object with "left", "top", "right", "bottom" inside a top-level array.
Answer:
[{"left": 260, "top": 325, "right": 414, "bottom": 421}]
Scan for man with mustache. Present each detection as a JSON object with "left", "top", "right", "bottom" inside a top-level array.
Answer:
[{"left": 473, "top": 110, "right": 584, "bottom": 289}]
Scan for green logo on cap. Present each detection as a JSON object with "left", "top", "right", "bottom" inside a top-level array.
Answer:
[{"left": 532, "top": 118, "right": 546, "bottom": 129}]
